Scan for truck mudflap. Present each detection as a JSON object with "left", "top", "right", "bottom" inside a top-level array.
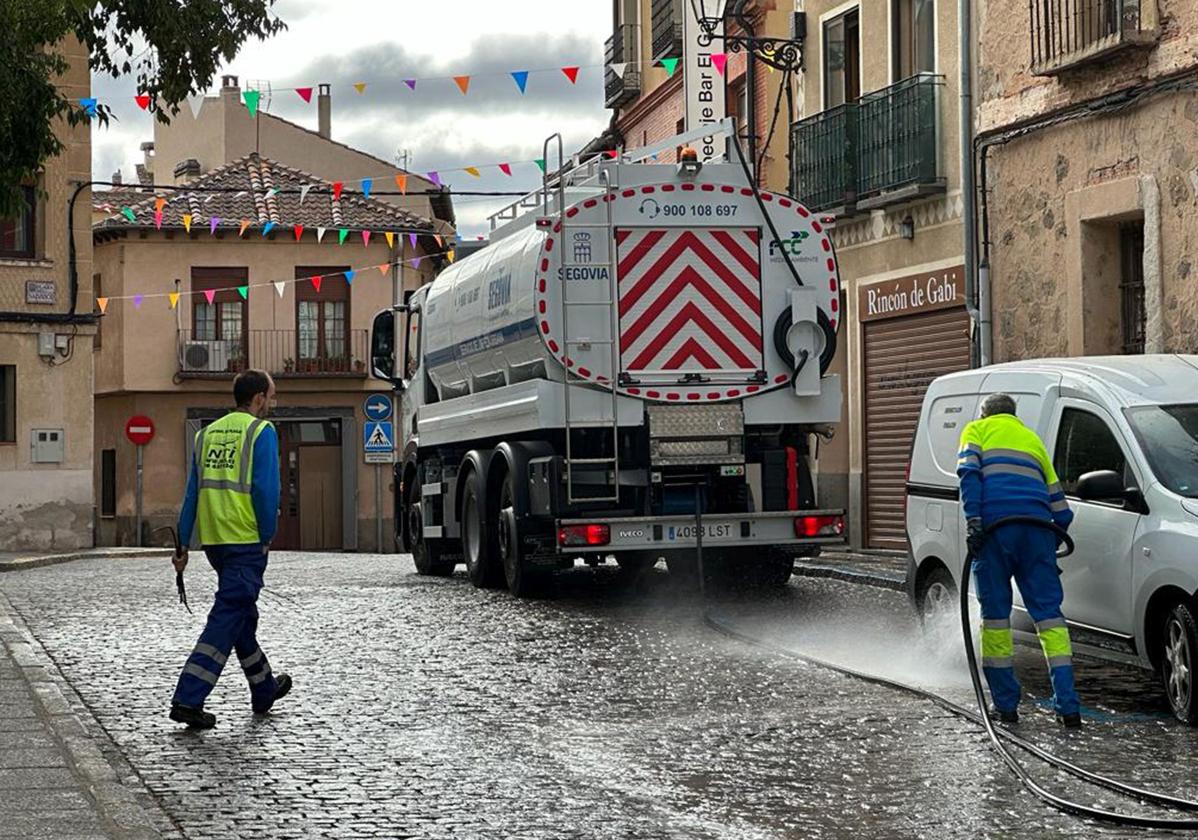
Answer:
[{"left": 555, "top": 510, "right": 845, "bottom": 554}]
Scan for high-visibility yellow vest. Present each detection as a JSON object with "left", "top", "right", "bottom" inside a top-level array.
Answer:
[{"left": 195, "top": 411, "right": 272, "bottom": 545}]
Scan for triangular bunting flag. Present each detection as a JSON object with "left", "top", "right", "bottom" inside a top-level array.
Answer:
[
  {"left": 406, "top": 232, "right": 416, "bottom": 249},
  {"left": 210, "top": 217, "right": 221, "bottom": 234},
  {"left": 447, "top": 250, "right": 455, "bottom": 263},
  {"left": 427, "top": 171, "right": 441, "bottom": 187},
  {"left": 361, "top": 230, "right": 372, "bottom": 247},
  {"left": 133, "top": 295, "right": 143, "bottom": 309},
  {"left": 711, "top": 53, "right": 728, "bottom": 76},
  {"left": 434, "top": 234, "right": 443, "bottom": 247},
  {"left": 154, "top": 197, "right": 167, "bottom": 212},
  {"left": 262, "top": 221, "right": 276, "bottom": 236},
  {"left": 237, "top": 286, "right": 248, "bottom": 300},
  {"left": 395, "top": 174, "right": 407, "bottom": 194},
  {"left": 182, "top": 213, "right": 192, "bottom": 233},
  {"left": 187, "top": 93, "right": 205, "bottom": 119},
  {"left": 169, "top": 292, "right": 180, "bottom": 310},
  {"left": 338, "top": 228, "right": 348, "bottom": 245},
  {"left": 377, "top": 263, "right": 388, "bottom": 275},
  {"left": 353, "top": 82, "right": 367, "bottom": 94},
  {"left": 263, "top": 187, "right": 278, "bottom": 201},
  {"left": 239, "top": 219, "right": 251, "bottom": 237},
  {"left": 204, "top": 289, "right": 216, "bottom": 305},
  {"left": 316, "top": 227, "right": 327, "bottom": 243},
  {"left": 344, "top": 269, "right": 355, "bottom": 284},
  {"left": 296, "top": 87, "right": 313, "bottom": 103},
  {"left": 274, "top": 281, "right": 286, "bottom": 297},
  {"left": 311, "top": 275, "right": 323, "bottom": 292},
  {"left": 562, "top": 66, "right": 580, "bottom": 84},
  {"left": 660, "top": 57, "right": 680, "bottom": 77},
  {"left": 499, "top": 163, "right": 512, "bottom": 176},
  {"left": 403, "top": 79, "right": 416, "bottom": 91},
  {"left": 453, "top": 75, "right": 470, "bottom": 95},
  {"left": 243, "top": 90, "right": 260, "bottom": 117},
  {"left": 464, "top": 166, "right": 481, "bottom": 177},
  {"left": 410, "top": 258, "right": 420, "bottom": 270},
  {"left": 300, "top": 184, "right": 311, "bottom": 205},
  {"left": 611, "top": 62, "right": 628, "bottom": 80},
  {"left": 80, "top": 98, "right": 97, "bottom": 116},
  {"left": 154, "top": 210, "right": 163, "bottom": 230},
  {"left": 96, "top": 297, "right": 109, "bottom": 314},
  {"left": 361, "top": 178, "right": 373, "bottom": 198},
  {"left": 606, "top": 150, "right": 619, "bottom": 159},
  {"left": 294, "top": 224, "right": 305, "bottom": 241},
  {"left": 384, "top": 232, "right": 394, "bottom": 248},
  {"left": 135, "top": 94, "right": 151, "bottom": 110},
  {"left": 121, "top": 207, "right": 136, "bottom": 223},
  {"left": 534, "top": 158, "right": 546, "bottom": 173},
  {"left": 332, "top": 181, "right": 343, "bottom": 201},
  {"left": 511, "top": 71, "right": 529, "bottom": 94}
]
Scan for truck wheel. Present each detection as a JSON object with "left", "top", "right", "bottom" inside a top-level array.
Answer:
[
  {"left": 461, "top": 469, "right": 502, "bottom": 589},
  {"left": 407, "top": 488, "right": 453, "bottom": 577},
  {"left": 498, "top": 474, "right": 543, "bottom": 598},
  {"left": 1161, "top": 601, "right": 1198, "bottom": 725}
]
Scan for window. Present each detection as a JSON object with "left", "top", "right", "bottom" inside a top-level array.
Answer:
[
  {"left": 296, "top": 268, "right": 350, "bottom": 372},
  {"left": 191, "top": 268, "right": 249, "bottom": 372},
  {"left": 100, "top": 449, "right": 116, "bottom": 517},
  {"left": 1053, "top": 408, "right": 1132, "bottom": 495},
  {"left": 0, "top": 186, "right": 35, "bottom": 259},
  {"left": 893, "top": 0, "right": 935, "bottom": 80},
  {"left": 0, "top": 366, "right": 13, "bottom": 443},
  {"left": 824, "top": 8, "right": 861, "bottom": 108},
  {"left": 1126, "top": 404, "right": 1198, "bottom": 498},
  {"left": 1119, "top": 222, "right": 1145, "bottom": 354},
  {"left": 728, "top": 78, "right": 750, "bottom": 148}
]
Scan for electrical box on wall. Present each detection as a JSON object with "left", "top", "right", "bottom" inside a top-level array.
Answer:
[
  {"left": 37, "top": 333, "right": 55, "bottom": 358},
  {"left": 31, "top": 429, "right": 65, "bottom": 463}
]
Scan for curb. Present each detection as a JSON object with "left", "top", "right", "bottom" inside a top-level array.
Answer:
[
  {"left": 0, "top": 592, "right": 180, "bottom": 839},
  {"left": 0, "top": 549, "right": 170, "bottom": 574},
  {"left": 793, "top": 562, "right": 906, "bottom": 592}
]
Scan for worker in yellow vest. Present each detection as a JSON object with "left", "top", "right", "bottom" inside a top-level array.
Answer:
[{"left": 169, "top": 369, "right": 290, "bottom": 729}]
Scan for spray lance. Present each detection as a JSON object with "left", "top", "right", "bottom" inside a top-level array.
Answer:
[{"left": 152, "top": 526, "right": 192, "bottom": 614}]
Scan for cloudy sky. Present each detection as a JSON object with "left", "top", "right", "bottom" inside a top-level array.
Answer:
[{"left": 91, "top": 1, "right": 611, "bottom": 236}]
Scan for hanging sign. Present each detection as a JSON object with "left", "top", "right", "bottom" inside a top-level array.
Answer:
[{"left": 684, "top": 2, "right": 727, "bottom": 162}]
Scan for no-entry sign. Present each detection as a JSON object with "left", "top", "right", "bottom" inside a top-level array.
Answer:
[{"left": 125, "top": 415, "right": 155, "bottom": 446}]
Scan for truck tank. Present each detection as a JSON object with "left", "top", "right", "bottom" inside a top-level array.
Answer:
[{"left": 421, "top": 161, "right": 840, "bottom": 406}]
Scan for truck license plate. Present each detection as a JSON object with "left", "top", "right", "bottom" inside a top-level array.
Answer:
[{"left": 668, "top": 523, "right": 733, "bottom": 541}]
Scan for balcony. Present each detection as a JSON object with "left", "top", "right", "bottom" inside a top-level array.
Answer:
[
  {"left": 177, "top": 329, "right": 369, "bottom": 379},
  {"left": 651, "top": 0, "right": 683, "bottom": 61},
  {"left": 605, "top": 24, "right": 642, "bottom": 109},
  {"left": 790, "top": 73, "right": 944, "bottom": 215},
  {"left": 1031, "top": 0, "right": 1158, "bottom": 76}
]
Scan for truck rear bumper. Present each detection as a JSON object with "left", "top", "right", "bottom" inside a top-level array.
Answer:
[{"left": 555, "top": 510, "right": 845, "bottom": 554}]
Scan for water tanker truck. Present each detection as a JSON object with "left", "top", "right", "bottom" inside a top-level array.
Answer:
[{"left": 369, "top": 125, "right": 845, "bottom": 596}]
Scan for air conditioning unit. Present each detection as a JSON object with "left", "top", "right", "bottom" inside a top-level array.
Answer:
[{"left": 182, "top": 340, "right": 231, "bottom": 372}]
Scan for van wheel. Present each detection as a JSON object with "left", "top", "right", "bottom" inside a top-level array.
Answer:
[
  {"left": 917, "top": 566, "right": 957, "bottom": 626},
  {"left": 461, "top": 469, "right": 502, "bottom": 589},
  {"left": 1161, "top": 601, "right": 1198, "bottom": 725},
  {"left": 408, "top": 485, "right": 453, "bottom": 577},
  {"left": 498, "top": 475, "right": 543, "bottom": 598}
]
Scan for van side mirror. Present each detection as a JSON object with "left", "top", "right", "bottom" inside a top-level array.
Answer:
[
  {"left": 370, "top": 309, "right": 397, "bottom": 383},
  {"left": 1076, "top": 470, "right": 1141, "bottom": 510}
]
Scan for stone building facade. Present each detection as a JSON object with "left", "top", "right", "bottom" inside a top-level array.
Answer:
[{"left": 977, "top": 0, "right": 1197, "bottom": 360}]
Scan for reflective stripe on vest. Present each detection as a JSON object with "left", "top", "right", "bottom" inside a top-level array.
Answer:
[{"left": 196, "top": 413, "right": 270, "bottom": 545}]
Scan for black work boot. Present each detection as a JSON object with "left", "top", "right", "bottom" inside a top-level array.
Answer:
[
  {"left": 1058, "top": 712, "right": 1082, "bottom": 729},
  {"left": 988, "top": 706, "right": 1019, "bottom": 724},
  {"left": 170, "top": 703, "right": 216, "bottom": 730},
  {"left": 254, "top": 673, "right": 292, "bottom": 714}
]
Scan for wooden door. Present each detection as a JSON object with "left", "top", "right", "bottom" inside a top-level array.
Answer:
[{"left": 298, "top": 446, "right": 343, "bottom": 550}]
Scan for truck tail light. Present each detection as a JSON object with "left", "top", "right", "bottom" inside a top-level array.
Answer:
[
  {"left": 795, "top": 515, "right": 844, "bottom": 538},
  {"left": 558, "top": 524, "right": 611, "bottom": 547}
]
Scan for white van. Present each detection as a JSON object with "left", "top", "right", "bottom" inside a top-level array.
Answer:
[{"left": 905, "top": 355, "right": 1198, "bottom": 723}]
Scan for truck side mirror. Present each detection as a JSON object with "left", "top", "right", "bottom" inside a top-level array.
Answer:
[
  {"left": 370, "top": 309, "right": 396, "bottom": 383},
  {"left": 1076, "top": 470, "right": 1128, "bottom": 503}
]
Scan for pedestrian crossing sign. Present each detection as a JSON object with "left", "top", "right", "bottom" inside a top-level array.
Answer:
[{"left": 363, "top": 421, "right": 395, "bottom": 464}]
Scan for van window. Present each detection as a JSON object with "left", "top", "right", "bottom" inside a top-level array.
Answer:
[{"left": 1053, "top": 408, "right": 1132, "bottom": 494}]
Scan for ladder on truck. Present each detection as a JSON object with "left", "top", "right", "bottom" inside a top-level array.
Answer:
[{"left": 543, "top": 133, "right": 621, "bottom": 505}]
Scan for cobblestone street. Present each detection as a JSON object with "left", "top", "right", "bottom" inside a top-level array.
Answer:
[{"left": 3, "top": 553, "right": 1197, "bottom": 839}]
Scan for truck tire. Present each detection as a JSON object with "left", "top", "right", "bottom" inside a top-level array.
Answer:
[
  {"left": 461, "top": 468, "right": 503, "bottom": 589},
  {"left": 1161, "top": 600, "right": 1198, "bottom": 725},
  {"left": 407, "top": 481, "right": 453, "bottom": 577},
  {"left": 498, "top": 473, "right": 544, "bottom": 598}
]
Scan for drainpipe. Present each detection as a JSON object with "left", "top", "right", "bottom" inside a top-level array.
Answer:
[{"left": 959, "top": 0, "right": 988, "bottom": 366}]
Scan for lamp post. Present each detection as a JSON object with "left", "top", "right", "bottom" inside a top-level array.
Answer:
[{"left": 687, "top": 0, "right": 805, "bottom": 169}]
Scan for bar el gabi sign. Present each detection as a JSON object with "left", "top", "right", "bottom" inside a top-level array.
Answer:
[
  {"left": 858, "top": 265, "right": 966, "bottom": 322},
  {"left": 683, "top": 2, "right": 727, "bottom": 162}
]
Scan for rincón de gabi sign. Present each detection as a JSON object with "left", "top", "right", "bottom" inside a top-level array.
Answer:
[
  {"left": 858, "top": 265, "right": 966, "bottom": 322},
  {"left": 683, "top": 2, "right": 727, "bottom": 162}
]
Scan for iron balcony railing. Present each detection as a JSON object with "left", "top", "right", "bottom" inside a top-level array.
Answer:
[
  {"left": 651, "top": 0, "right": 683, "bottom": 61},
  {"left": 177, "top": 329, "right": 369, "bottom": 378},
  {"left": 790, "top": 73, "right": 944, "bottom": 214},
  {"left": 605, "top": 23, "right": 642, "bottom": 108},
  {"left": 1030, "top": 0, "right": 1155, "bottom": 75},
  {"left": 791, "top": 103, "right": 858, "bottom": 212}
]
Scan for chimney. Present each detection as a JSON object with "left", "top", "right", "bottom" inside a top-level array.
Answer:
[
  {"left": 222, "top": 74, "right": 240, "bottom": 105},
  {"left": 174, "top": 158, "right": 202, "bottom": 185},
  {"left": 318, "top": 83, "right": 331, "bottom": 139},
  {"left": 111, "top": 169, "right": 122, "bottom": 185}
]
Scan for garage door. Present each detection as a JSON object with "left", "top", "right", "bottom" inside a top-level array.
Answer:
[{"left": 862, "top": 307, "right": 971, "bottom": 549}]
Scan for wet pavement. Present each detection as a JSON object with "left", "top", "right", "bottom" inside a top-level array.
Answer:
[{"left": 2, "top": 552, "right": 1197, "bottom": 839}]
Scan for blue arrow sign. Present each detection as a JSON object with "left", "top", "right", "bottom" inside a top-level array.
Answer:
[{"left": 363, "top": 393, "right": 393, "bottom": 422}]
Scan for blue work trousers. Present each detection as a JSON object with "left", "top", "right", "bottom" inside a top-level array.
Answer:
[
  {"left": 972, "top": 523, "right": 1081, "bottom": 716},
  {"left": 172, "top": 545, "right": 278, "bottom": 711}
]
